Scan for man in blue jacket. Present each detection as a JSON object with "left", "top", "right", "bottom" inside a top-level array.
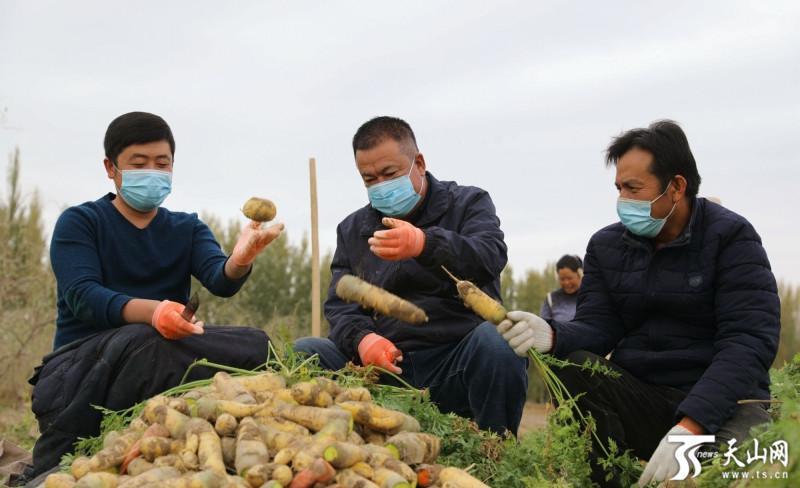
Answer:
[
  {"left": 499, "top": 120, "right": 780, "bottom": 485},
  {"left": 28, "top": 112, "right": 284, "bottom": 478},
  {"left": 296, "top": 116, "right": 527, "bottom": 434}
]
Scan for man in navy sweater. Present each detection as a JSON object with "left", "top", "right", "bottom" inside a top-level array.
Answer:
[
  {"left": 498, "top": 120, "right": 780, "bottom": 486},
  {"left": 28, "top": 112, "right": 284, "bottom": 477}
]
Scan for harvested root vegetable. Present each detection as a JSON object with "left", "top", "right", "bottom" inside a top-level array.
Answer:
[
  {"left": 335, "top": 387, "right": 372, "bottom": 403},
  {"left": 338, "top": 402, "right": 420, "bottom": 434},
  {"left": 139, "top": 436, "right": 172, "bottom": 462},
  {"left": 243, "top": 463, "right": 293, "bottom": 487},
  {"left": 324, "top": 441, "right": 368, "bottom": 468},
  {"left": 153, "top": 454, "right": 187, "bottom": 472},
  {"left": 213, "top": 372, "right": 256, "bottom": 404},
  {"left": 289, "top": 458, "right": 336, "bottom": 488},
  {"left": 276, "top": 403, "right": 353, "bottom": 432},
  {"left": 336, "top": 468, "right": 379, "bottom": 488},
  {"left": 88, "top": 432, "right": 140, "bottom": 472},
  {"left": 117, "top": 466, "right": 181, "bottom": 488},
  {"left": 384, "top": 432, "right": 440, "bottom": 464},
  {"left": 415, "top": 464, "right": 443, "bottom": 487},
  {"left": 75, "top": 471, "right": 118, "bottom": 488},
  {"left": 214, "top": 413, "right": 238, "bottom": 437},
  {"left": 195, "top": 397, "right": 269, "bottom": 421},
  {"left": 242, "top": 197, "right": 277, "bottom": 222},
  {"left": 44, "top": 473, "right": 77, "bottom": 488},
  {"left": 125, "top": 458, "right": 154, "bottom": 477},
  {"left": 437, "top": 467, "right": 490, "bottom": 488},
  {"left": 335, "top": 275, "right": 428, "bottom": 324},
  {"left": 234, "top": 417, "right": 269, "bottom": 475},
  {"left": 291, "top": 380, "right": 334, "bottom": 407},
  {"left": 443, "top": 266, "right": 507, "bottom": 325},
  {"left": 220, "top": 436, "right": 236, "bottom": 467},
  {"left": 71, "top": 456, "right": 92, "bottom": 480},
  {"left": 372, "top": 467, "right": 411, "bottom": 488},
  {"left": 236, "top": 372, "right": 286, "bottom": 394}
]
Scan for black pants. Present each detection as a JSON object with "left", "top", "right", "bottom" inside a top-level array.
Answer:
[
  {"left": 28, "top": 324, "right": 269, "bottom": 477},
  {"left": 555, "top": 350, "right": 771, "bottom": 486}
]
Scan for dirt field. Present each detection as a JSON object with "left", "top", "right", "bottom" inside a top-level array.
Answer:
[{"left": 518, "top": 401, "right": 551, "bottom": 434}]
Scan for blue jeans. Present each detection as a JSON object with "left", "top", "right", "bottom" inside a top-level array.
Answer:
[{"left": 294, "top": 322, "right": 528, "bottom": 435}]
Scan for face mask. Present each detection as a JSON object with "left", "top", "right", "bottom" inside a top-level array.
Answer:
[
  {"left": 116, "top": 168, "right": 172, "bottom": 212},
  {"left": 616, "top": 185, "right": 677, "bottom": 238},
  {"left": 367, "top": 160, "right": 424, "bottom": 217}
]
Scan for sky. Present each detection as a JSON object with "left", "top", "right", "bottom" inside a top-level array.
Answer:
[{"left": 1, "top": 0, "right": 799, "bottom": 283}]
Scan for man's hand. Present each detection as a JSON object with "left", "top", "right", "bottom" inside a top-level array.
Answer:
[
  {"left": 497, "top": 310, "right": 554, "bottom": 356},
  {"left": 368, "top": 217, "right": 425, "bottom": 261},
  {"left": 637, "top": 424, "right": 695, "bottom": 486},
  {"left": 230, "top": 220, "right": 285, "bottom": 268},
  {"left": 358, "top": 333, "right": 403, "bottom": 374},
  {"left": 151, "top": 300, "right": 204, "bottom": 340}
]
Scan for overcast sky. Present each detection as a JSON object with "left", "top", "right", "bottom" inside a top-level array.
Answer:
[{"left": 1, "top": 1, "right": 799, "bottom": 283}]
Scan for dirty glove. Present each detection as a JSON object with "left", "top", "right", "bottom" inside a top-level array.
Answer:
[
  {"left": 358, "top": 333, "right": 403, "bottom": 374},
  {"left": 368, "top": 217, "right": 425, "bottom": 261},
  {"left": 638, "top": 419, "right": 707, "bottom": 486},
  {"left": 637, "top": 425, "right": 694, "bottom": 486},
  {"left": 230, "top": 220, "right": 285, "bottom": 267},
  {"left": 497, "top": 310, "right": 554, "bottom": 356},
  {"left": 151, "top": 300, "right": 204, "bottom": 340}
]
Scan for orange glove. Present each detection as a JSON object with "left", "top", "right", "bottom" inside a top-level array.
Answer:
[
  {"left": 368, "top": 217, "right": 425, "bottom": 261},
  {"left": 230, "top": 220, "right": 285, "bottom": 267},
  {"left": 151, "top": 300, "right": 204, "bottom": 340},
  {"left": 358, "top": 333, "right": 403, "bottom": 374}
]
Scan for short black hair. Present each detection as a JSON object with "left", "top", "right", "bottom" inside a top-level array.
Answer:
[
  {"left": 556, "top": 254, "right": 583, "bottom": 272},
  {"left": 104, "top": 112, "right": 175, "bottom": 163},
  {"left": 352, "top": 116, "right": 418, "bottom": 157},
  {"left": 606, "top": 120, "right": 701, "bottom": 198}
]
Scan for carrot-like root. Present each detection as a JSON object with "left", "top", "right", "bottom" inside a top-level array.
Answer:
[{"left": 335, "top": 275, "right": 428, "bottom": 324}]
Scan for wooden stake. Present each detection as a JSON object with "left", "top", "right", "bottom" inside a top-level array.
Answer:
[{"left": 309, "top": 157, "right": 321, "bottom": 337}]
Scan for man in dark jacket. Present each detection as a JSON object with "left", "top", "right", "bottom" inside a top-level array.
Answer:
[
  {"left": 499, "top": 120, "right": 780, "bottom": 485},
  {"left": 295, "top": 116, "right": 527, "bottom": 434}
]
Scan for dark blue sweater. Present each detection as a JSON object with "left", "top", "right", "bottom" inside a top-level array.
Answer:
[{"left": 50, "top": 193, "right": 248, "bottom": 349}]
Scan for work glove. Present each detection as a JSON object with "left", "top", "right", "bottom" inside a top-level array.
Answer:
[
  {"left": 230, "top": 220, "right": 285, "bottom": 267},
  {"left": 637, "top": 425, "right": 694, "bottom": 486},
  {"left": 358, "top": 332, "right": 403, "bottom": 374},
  {"left": 368, "top": 217, "right": 425, "bottom": 261},
  {"left": 151, "top": 300, "right": 204, "bottom": 340},
  {"left": 496, "top": 310, "right": 554, "bottom": 356},
  {"left": 638, "top": 419, "right": 707, "bottom": 486}
]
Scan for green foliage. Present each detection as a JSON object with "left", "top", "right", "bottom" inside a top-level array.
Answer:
[{"left": 0, "top": 148, "right": 56, "bottom": 406}]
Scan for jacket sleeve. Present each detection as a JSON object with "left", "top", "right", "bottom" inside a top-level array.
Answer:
[
  {"left": 191, "top": 217, "right": 249, "bottom": 297},
  {"left": 326, "top": 223, "right": 376, "bottom": 360},
  {"left": 550, "top": 236, "right": 626, "bottom": 357},
  {"left": 540, "top": 294, "right": 553, "bottom": 321},
  {"left": 51, "top": 207, "right": 132, "bottom": 330},
  {"left": 415, "top": 191, "right": 507, "bottom": 286},
  {"left": 676, "top": 220, "right": 780, "bottom": 433}
]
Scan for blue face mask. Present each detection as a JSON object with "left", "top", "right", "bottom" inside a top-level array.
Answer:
[
  {"left": 116, "top": 169, "right": 172, "bottom": 212},
  {"left": 616, "top": 186, "right": 677, "bottom": 238},
  {"left": 367, "top": 160, "right": 424, "bottom": 217}
]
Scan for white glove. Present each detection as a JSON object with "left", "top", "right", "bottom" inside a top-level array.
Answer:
[
  {"left": 637, "top": 425, "right": 692, "bottom": 486},
  {"left": 496, "top": 310, "right": 554, "bottom": 357}
]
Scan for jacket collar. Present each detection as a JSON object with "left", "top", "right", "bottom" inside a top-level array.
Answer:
[{"left": 358, "top": 172, "right": 450, "bottom": 236}]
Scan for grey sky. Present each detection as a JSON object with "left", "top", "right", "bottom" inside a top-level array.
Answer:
[{"left": 1, "top": 0, "right": 798, "bottom": 283}]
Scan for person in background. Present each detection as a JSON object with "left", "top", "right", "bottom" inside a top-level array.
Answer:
[{"left": 540, "top": 254, "right": 583, "bottom": 322}]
